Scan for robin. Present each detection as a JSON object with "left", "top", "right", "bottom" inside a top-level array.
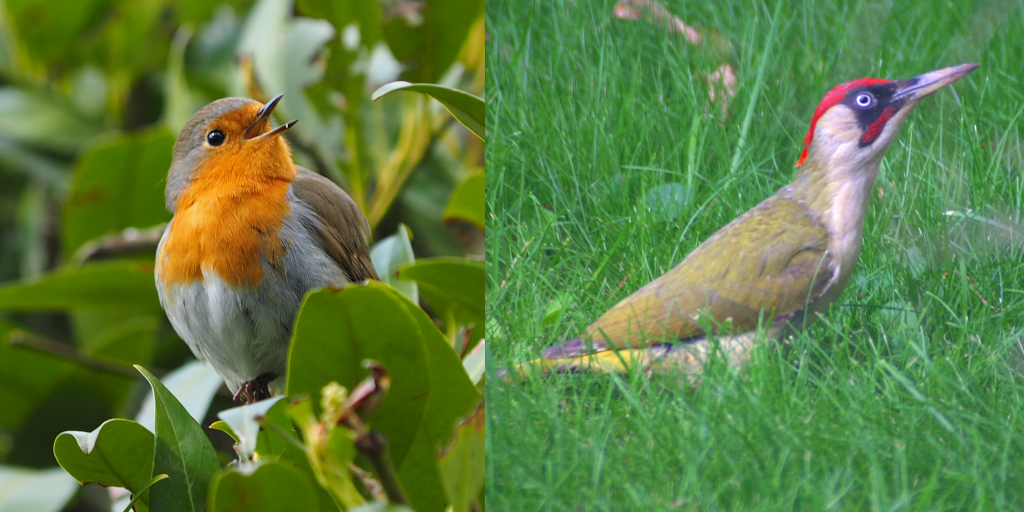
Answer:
[{"left": 155, "top": 94, "right": 379, "bottom": 404}]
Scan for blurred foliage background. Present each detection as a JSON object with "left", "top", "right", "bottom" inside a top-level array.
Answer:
[{"left": 0, "top": 0, "right": 482, "bottom": 509}]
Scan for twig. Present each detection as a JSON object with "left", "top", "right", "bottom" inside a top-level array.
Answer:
[
  {"left": 6, "top": 330, "right": 154, "bottom": 379},
  {"left": 348, "top": 463, "right": 387, "bottom": 502},
  {"left": 74, "top": 224, "right": 166, "bottom": 263},
  {"left": 353, "top": 430, "right": 407, "bottom": 506}
]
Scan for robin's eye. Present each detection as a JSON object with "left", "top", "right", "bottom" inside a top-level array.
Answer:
[
  {"left": 206, "top": 130, "right": 226, "bottom": 146},
  {"left": 854, "top": 92, "right": 875, "bottom": 108}
]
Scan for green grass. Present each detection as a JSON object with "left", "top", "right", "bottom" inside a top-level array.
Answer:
[{"left": 485, "top": 0, "right": 1024, "bottom": 509}]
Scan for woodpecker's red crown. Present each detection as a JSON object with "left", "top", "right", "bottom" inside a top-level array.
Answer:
[{"left": 797, "top": 78, "right": 897, "bottom": 166}]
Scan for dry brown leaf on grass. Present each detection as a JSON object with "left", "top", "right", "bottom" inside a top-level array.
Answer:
[{"left": 612, "top": 0, "right": 737, "bottom": 118}]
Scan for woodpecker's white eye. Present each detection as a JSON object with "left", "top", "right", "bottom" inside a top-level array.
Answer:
[{"left": 855, "top": 92, "right": 875, "bottom": 108}]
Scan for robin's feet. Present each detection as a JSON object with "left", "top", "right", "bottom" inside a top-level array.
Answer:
[{"left": 233, "top": 373, "right": 275, "bottom": 404}]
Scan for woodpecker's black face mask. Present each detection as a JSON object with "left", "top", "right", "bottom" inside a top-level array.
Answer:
[{"left": 841, "top": 82, "right": 903, "bottom": 146}]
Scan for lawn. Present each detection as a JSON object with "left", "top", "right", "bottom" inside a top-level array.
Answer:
[{"left": 485, "top": 0, "right": 1024, "bottom": 510}]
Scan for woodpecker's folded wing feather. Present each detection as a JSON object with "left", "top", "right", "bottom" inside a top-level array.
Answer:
[
  {"left": 586, "top": 194, "right": 834, "bottom": 349},
  {"left": 291, "top": 167, "right": 379, "bottom": 281}
]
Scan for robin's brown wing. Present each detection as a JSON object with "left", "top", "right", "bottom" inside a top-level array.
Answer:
[
  {"left": 586, "top": 193, "right": 835, "bottom": 348},
  {"left": 291, "top": 166, "right": 379, "bottom": 281}
]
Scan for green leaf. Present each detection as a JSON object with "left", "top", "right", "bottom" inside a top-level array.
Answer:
[
  {"left": 438, "top": 402, "right": 484, "bottom": 512},
  {"left": 373, "top": 82, "right": 484, "bottom": 140},
  {"left": 393, "top": 296, "right": 481, "bottom": 512},
  {"left": 136, "top": 365, "right": 220, "bottom": 512},
  {"left": 398, "top": 278, "right": 481, "bottom": 447},
  {"left": 380, "top": 0, "right": 482, "bottom": 83},
  {"left": 209, "top": 462, "right": 319, "bottom": 512},
  {"left": 370, "top": 224, "right": 419, "bottom": 304},
  {"left": 443, "top": 171, "right": 484, "bottom": 229},
  {"left": 397, "top": 257, "right": 484, "bottom": 325},
  {"left": 216, "top": 396, "right": 286, "bottom": 459},
  {"left": 135, "top": 361, "right": 224, "bottom": 434},
  {"left": 0, "top": 87, "right": 101, "bottom": 154},
  {"left": 125, "top": 475, "right": 170, "bottom": 512},
  {"left": 256, "top": 400, "right": 343, "bottom": 512},
  {"left": 53, "top": 419, "right": 154, "bottom": 508},
  {"left": 286, "top": 279, "right": 480, "bottom": 512},
  {"left": 0, "top": 321, "right": 75, "bottom": 431},
  {"left": 540, "top": 293, "right": 574, "bottom": 329},
  {"left": 1, "top": 323, "right": 125, "bottom": 466},
  {"left": 296, "top": 0, "right": 382, "bottom": 48},
  {"left": 280, "top": 398, "right": 347, "bottom": 512},
  {"left": 350, "top": 503, "right": 415, "bottom": 512},
  {"left": 0, "top": 261, "right": 161, "bottom": 313},
  {"left": 62, "top": 129, "right": 175, "bottom": 257},
  {"left": 0, "top": 466, "right": 80, "bottom": 512},
  {"left": 77, "top": 315, "right": 159, "bottom": 365},
  {"left": 164, "top": 27, "right": 197, "bottom": 134},
  {"left": 462, "top": 340, "right": 485, "bottom": 385},
  {"left": 286, "top": 283, "right": 430, "bottom": 467},
  {"left": 3, "top": 0, "right": 106, "bottom": 66},
  {"left": 208, "top": 421, "right": 238, "bottom": 445},
  {"left": 254, "top": 400, "right": 307, "bottom": 465},
  {"left": 240, "top": 0, "right": 343, "bottom": 174},
  {"left": 397, "top": 432, "right": 447, "bottom": 512}
]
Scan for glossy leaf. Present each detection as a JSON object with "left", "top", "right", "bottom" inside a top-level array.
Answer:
[
  {"left": 0, "top": 87, "right": 101, "bottom": 154},
  {"left": 462, "top": 340, "right": 485, "bottom": 385},
  {"left": 286, "top": 283, "right": 430, "bottom": 466},
  {"left": 396, "top": 433, "right": 447, "bottom": 512},
  {"left": 397, "top": 257, "right": 484, "bottom": 325},
  {"left": 369, "top": 225, "right": 418, "bottom": 304},
  {"left": 278, "top": 398, "right": 348, "bottom": 512},
  {"left": 380, "top": 0, "right": 482, "bottom": 83},
  {"left": 405, "top": 289, "right": 481, "bottom": 447},
  {"left": 239, "top": 0, "right": 343, "bottom": 175},
  {"left": 393, "top": 293, "right": 481, "bottom": 512},
  {"left": 0, "top": 466, "right": 79, "bottom": 512},
  {"left": 136, "top": 360, "right": 224, "bottom": 434},
  {"left": 0, "top": 321, "right": 75, "bottom": 431},
  {"left": 53, "top": 419, "right": 154, "bottom": 508},
  {"left": 253, "top": 400, "right": 307, "bottom": 465},
  {"left": 443, "top": 171, "right": 484, "bottom": 229},
  {"left": 61, "top": 128, "right": 175, "bottom": 257},
  {"left": 208, "top": 421, "right": 238, "bottom": 445},
  {"left": 136, "top": 366, "right": 219, "bottom": 512},
  {"left": 350, "top": 503, "right": 415, "bottom": 512},
  {"left": 216, "top": 396, "right": 286, "bottom": 459},
  {"left": 296, "top": 0, "right": 382, "bottom": 49},
  {"left": 0, "top": 261, "right": 161, "bottom": 313},
  {"left": 209, "top": 462, "right": 319, "bottom": 512},
  {"left": 438, "top": 402, "right": 484, "bottom": 512},
  {"left": 373, "top": 82, "right": 484, "bottom": 140}
]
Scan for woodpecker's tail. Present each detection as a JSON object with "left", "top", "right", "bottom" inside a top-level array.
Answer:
[
  {"left": 497, "top": 332, "right": 763, "bottom": 382},
  {"left": 497, "top": 337, "right": 707, "bottom": 381}
]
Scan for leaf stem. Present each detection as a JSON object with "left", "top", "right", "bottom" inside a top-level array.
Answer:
[
  {"left": 354, "top": 430, "right": 407, "bottom": 506},
  {"left": 6, "top": 330, "right": 151, "bottom": 379}
]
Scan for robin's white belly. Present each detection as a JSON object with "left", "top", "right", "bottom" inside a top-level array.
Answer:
[{"left": 154, "top": 205, "right": 351, "bottom": 393}]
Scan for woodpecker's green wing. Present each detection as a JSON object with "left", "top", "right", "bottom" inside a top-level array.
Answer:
[
  {"left": 587, "top": 193, "right": 834, "bottom": 349},
  {"left": 292, "top": 167, "right": 379, "bottom": 281}
]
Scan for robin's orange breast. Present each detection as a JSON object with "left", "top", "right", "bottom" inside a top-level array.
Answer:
[{"left": 156, "top": 161, "right": 292, "bottom": 289}]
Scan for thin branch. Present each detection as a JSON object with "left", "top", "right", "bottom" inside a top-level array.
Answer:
[{"left": 6, "top": 330, "right": 153, "bottom": 379}]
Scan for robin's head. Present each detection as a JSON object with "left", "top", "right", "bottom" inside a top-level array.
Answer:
[{"left": 165, "top": 94, "right": 298, "bottom": 212}]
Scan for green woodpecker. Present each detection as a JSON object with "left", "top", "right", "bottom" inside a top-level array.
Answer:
[{"left": 505, "top": 63, "right": 978, "bottom": 380}]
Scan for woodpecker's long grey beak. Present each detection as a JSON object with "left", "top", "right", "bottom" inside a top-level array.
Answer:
[
  {"left": 894, "top": 63, "right": 979, "bottom": 105},
  {"left": 244, "top": 93, "right": 298, "bottom": 140}
]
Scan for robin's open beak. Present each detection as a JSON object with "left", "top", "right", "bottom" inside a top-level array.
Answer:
[{"left": 244, "top": 94, "right": 298, "bottom": 140}]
